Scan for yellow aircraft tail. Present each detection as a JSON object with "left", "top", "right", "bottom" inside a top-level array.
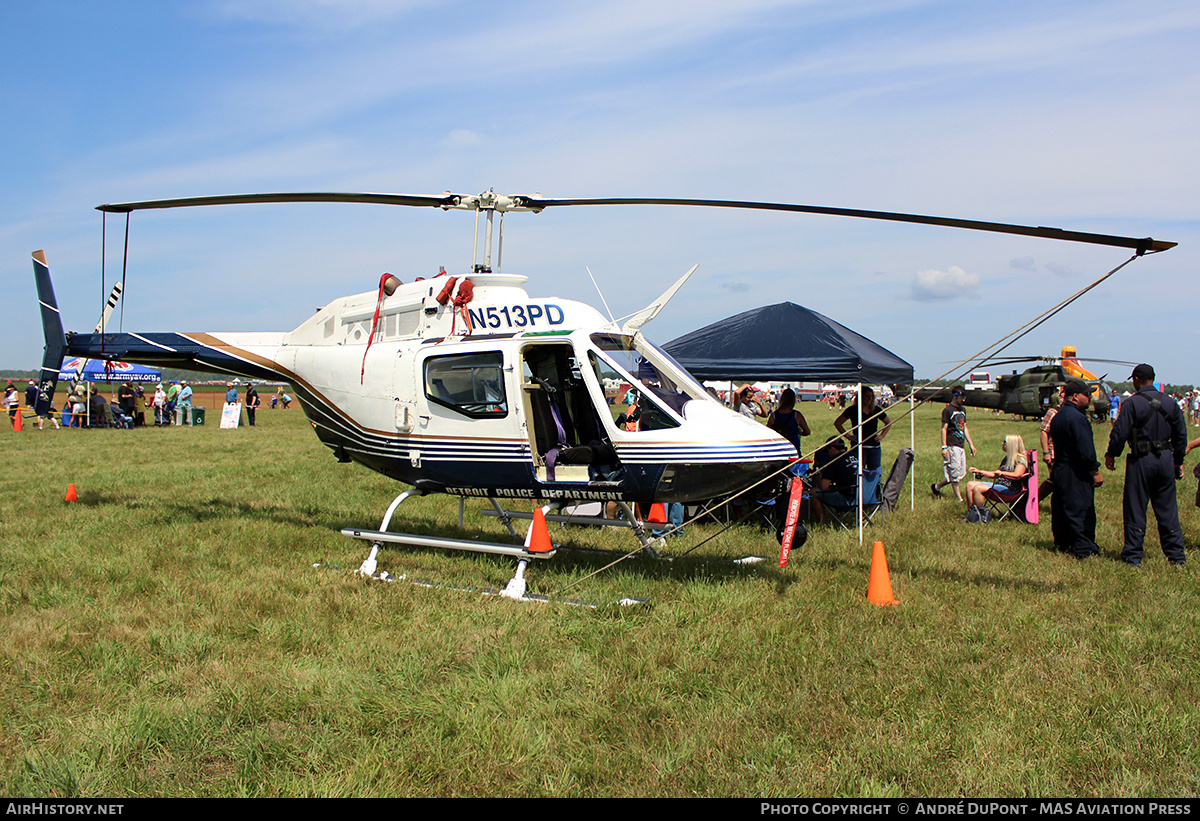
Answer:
[{"left": 1060, "top": 346, "right": 1099, "bottom": 381}]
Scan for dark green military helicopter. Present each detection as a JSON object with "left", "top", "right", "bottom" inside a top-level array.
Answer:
[{"left": 915, "top": 355, "right": 1131, "bottom": 420}]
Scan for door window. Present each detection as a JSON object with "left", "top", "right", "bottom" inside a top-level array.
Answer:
[{"left": 424, "top": 352, "right": 507, "bottom": 418}]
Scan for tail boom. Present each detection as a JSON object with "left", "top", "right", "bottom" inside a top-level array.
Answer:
[{"left": 62, "top": 331, "right": 287, "bottom": 384}]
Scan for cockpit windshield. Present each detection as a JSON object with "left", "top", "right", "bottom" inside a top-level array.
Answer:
[{"left": 589, "top": 332, "right": 708, "bottom": 416}]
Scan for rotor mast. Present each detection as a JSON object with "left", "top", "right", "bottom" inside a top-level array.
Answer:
[{"left": 446, "top": 189, "right": 540, "bottom": 273}]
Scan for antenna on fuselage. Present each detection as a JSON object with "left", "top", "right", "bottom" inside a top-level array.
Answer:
[{"left": 586, "top": 266, "right": 616, "bottom": 324}]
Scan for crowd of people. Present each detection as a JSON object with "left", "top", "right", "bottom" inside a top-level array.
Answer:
[
  {"left": 1179, "top": 388, "right": 1200, "bottom": 427},
  {"left": 6, "top": 380, "right": 140, "bottom": 429},
  {"left": 718, "top": 383, "right": 897, "bottom": 525},
  {"left": 923, "top": 364, "right": 1196, "bottom": 567},
  {"left": 6, "top": 378, "right": 287, "bottom": 430},
  {"left": 740, "top": 365, "right": 1198, "bottom": 569}
]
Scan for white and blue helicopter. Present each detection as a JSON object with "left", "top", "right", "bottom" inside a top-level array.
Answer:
[{"left": 30, "top": 191, "right": 1176, "bottom": 599}]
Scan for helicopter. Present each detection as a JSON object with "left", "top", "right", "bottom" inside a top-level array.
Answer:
[
  {"left": 913, "top": 353, "right": 1130, "bottom": 420},
  {"left": 30, "top": 190, "right": 1177, "bottom": 599}
]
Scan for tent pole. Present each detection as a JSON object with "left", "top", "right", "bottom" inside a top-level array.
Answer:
[
  {"left": 910, "top": 391, "right": 915, "bottom": 510},
  {"left": 857, "top": 382, "right": 863, "bottom": 545}
]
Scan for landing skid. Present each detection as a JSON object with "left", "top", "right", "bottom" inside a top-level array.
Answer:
[
  {"left": 341, "top": 527, "right": 558, "bottom": 560},
  {"left": 342, "top": 489, "right": 651, "bottom": 605}
]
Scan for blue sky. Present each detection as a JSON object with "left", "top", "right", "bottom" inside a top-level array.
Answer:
[{"left": 3, "top": 0, "right": 1198, "bottom": 383}]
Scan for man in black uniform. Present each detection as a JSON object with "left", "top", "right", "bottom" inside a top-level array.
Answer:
[
  {"left": 1049, "top": 379, "right": 1104, "bottom": 559},
  {"left": 1104, "top": 363, "right": 1187, "bottom": 567}
]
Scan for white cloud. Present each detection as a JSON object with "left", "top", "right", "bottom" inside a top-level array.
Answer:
[
  {"left": 1010, "top": 256, "right": 1036, "bottom": 271},
  {"left": 910, "top": 266, "right": 979, "bottom": 301}
]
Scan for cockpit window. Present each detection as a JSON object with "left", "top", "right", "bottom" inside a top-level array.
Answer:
[
  {"left": 589, "top": 332, "right": 707, "bottom": 415},
  {"left": 424, "top": 352, "right": 507, "bottom": 418},
  {"left": 588, "top": 352, "right": 678, "bottom": 431}
]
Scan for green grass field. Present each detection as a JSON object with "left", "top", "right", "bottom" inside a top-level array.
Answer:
[{"left": 2, "top": 401, "right": 1199, "bottom": 797}]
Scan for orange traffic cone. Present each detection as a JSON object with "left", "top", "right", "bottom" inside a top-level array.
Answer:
[
  {"left": 648, "top": 503, "right": 667, "bottom": 523},
  {"left": 527, "top": 507, "right": 553, "bottom": 553},
  {"left": 64, "top": 483, "right": 77, "bottom": 503},
  {"left": 867, "top": 540, "right": 898, "bottom": 606},
  {"left": 13, "top": 410, "right": 22, "bottom": 432}
]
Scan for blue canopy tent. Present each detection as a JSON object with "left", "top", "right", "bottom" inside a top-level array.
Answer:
[
  {"left": 59, "top": 357, "right": 162, "bottom": 384},
  {"left": 661, "top": 302, "right": 912, "bottom": 385},
  {"left": 663, "top": 302, "right": 915, "bottom": 540}
]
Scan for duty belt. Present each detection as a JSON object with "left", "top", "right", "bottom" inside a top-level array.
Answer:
[{"left": 1133, "top": 438, "right": 1171, "bottom": 457}]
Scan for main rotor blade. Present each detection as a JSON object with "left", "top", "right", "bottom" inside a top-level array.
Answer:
[
  {"left": 513, "top": 196, "right": 1177, "bottom": 254},
  {"left": 967, "top": 355, "right": 1139, "bottom": 368},
  {"left": 97, "top": 192, "right": 459, "bottom": 213},
  {"left": 1059, "top": 357, "right": 1139, "bottom": 367},
  {"left": 942, "top": 356, "right": 1046, "bottom": 366},
  {"left": 96, "top": 190, "right": 1178, "bottom": 254}
]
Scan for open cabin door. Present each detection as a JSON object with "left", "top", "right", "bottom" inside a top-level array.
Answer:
[{"left": 518, "top": 341, "right": 621, "bottom": 484}]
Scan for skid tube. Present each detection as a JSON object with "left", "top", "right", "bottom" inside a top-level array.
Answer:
[
  {"left": 481, "top": 501, "right": 664, "bottom": 558},
  {"left": 345, "top": 489, "right": 555, "bottom": 578},
  {"left": 343, "top": 489, "right": 647, "bottom": 605},
  {"left": 342, "top": 527, "right": 558, "bottom": 560}
]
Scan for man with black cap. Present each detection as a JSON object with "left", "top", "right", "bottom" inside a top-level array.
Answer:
[
  {"left": 1049, "top": 378, "right": 1104, "bottom": 559},
  {"left": 1104, "top": 364, "right": 1187, "bottom": 567}
]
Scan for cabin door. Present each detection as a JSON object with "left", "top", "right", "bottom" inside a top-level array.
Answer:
[{"left": 518, "top": 342, "right": 617, "bottom": 484}]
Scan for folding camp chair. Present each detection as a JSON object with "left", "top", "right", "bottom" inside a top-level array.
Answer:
[
  {"left": 882, "top": 448, "right": 914, "bottom": 512},
  {"left": 861, "top": 466, "right": 885, "bottom": 526},
  {"left": 825, "top": 466, "right": 884, "bottom": 531},
  {"left": 983, "top": 449, "right": 1039, "bottom": 523}
]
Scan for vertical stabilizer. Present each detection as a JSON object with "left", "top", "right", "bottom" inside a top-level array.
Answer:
[{"left": 32, "top": 250, "right": 66, "bottom": 417}]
